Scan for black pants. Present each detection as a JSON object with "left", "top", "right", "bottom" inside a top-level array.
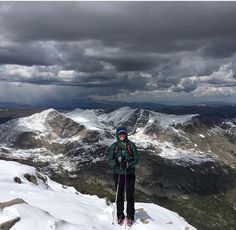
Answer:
[{"left": 114, "top": 173, "right": 135, "bottom": 220}]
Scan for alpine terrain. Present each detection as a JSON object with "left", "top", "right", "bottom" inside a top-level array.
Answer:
[{"left": 0, "top": 106, "right": 236, "bottom": 229}]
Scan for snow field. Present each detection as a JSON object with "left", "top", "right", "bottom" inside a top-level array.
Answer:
[{"left": 0, "top": 160, "right": 196, "bottom": 230}]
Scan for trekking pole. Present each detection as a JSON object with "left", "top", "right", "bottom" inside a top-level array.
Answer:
[
  {"left": 112, "top": 167, "right": 121, "bottom": 225},
  {"left": 124, "top": 167, "right": 127, "bottom": 230}
]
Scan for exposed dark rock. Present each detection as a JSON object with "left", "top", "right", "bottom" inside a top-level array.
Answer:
[
  {"left": 0, "top": 198, "right": 27, "bottom": 230},
  {"left": 0, "top": 217, "right": 21, "bottom": 230},
  {"left": 14, "top": 132, "right": 42, "bottom": 149},
  {"left": 14, "top": 177, "right": 22, "bottom": 184},
  {"left": 24, "top": 173, "right": 38, "bottom": 185},
  {"left": 45, "top": 110, "right": 85, "bottom": 138},
  {"left": 36, "top": 171, "right": 47, "bottom": 183},
  {"left": 0, "top": 198, "right": 27, "bottom": 209}
]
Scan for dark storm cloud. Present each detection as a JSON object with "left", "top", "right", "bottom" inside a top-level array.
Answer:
[
  {"left": 0, "top": 42, "right": 57, "bottom": 66},
  {"left": 2, "top": 2, "right": 236, "bottom": 59},
  {"left": 202, "top": 39, "right": 236, "bottom": 58},
  {"left": 1, "top": 2, "right": 236, "bottom": 105},
  {"left": 2, "top": 2, "right": 236, "bottom": 55},
  {"left": 99, "top": 55, "right": 160, "bottom": 72}
]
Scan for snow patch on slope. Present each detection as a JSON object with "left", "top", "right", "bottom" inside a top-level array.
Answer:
[
  {"left": 101, "top": 106, "right": 136, "bottom": 127},
  {"left": 159, "top": 142, "right": 215, "bottom": 165},
  {"left": 0, "top": 160, "right": 196, "bottom": 230},
  {"left": 1, "top": 204, "right": 79, "bottom": 230},
  {"left": 65, "top": 106, "right": 197, "bottom": 132},
  {"left": 17, "top": 109, "right": 56, "bottom": 133},
  {"left": 64, "top": 106, "right": 137, "bottom": 131},
  {"left": 130, "top": 132, "right": 215, "bottom": 165},
  {"left": 64, "top": 109, "right": 106, "bottom": 131},
  {"left": 148, "top": 111, "right": 197, "bottom": 129}
]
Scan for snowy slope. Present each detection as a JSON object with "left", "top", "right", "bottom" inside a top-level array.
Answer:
[
  {"left": 0, "top": 160, "right": 196, "bottom": 230},
  {"left": 0, "top": 108, "right": 58, "bottom": 143},
  {"left": 64, "top": 106, "right": 197, "bottom": 131},
  {"left": 64, "top": 108, "right": 107, "bottom": 131},
  {"left": 17, "top": 108, "right": 56, "bottom": 133},
  {"left": 99, "top": 106, "right": 137, "bottom": 127}
]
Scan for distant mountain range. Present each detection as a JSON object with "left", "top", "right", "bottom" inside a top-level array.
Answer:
[{"left": 0, "top": 100, "right": 235, "bottom": 113}]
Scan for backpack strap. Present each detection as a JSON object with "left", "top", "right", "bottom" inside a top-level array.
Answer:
[
  {"left": 113, "top": 142, "right": 119, "bottom": 159},
  {"left": 113, "top": 141, "right": 133, "bottom": 158},
  {"left": 127, "top": 142, "right": 133, "bottom": 158}
]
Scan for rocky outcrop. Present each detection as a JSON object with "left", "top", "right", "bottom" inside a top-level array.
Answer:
[
  {"left": 24, "top": 173, "right": 38, "bottom": 185},
  {"left": 0, "top": 198, "right": 27, "bottom": 230},
  {"left": 14, "top": 176, "right": 22, "bottom": 184},
  {"left": 0, "top": 198, "right": 26, "bottom": 209},
  {"left": 0, "top": 217, "right": 21, "bottom": 230}
]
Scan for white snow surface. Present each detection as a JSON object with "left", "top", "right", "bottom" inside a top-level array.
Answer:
[
  {"left": 0, "top": 160, "right": 196, "bottom": 230},
  {"left": 17, "top": 108, "right": 56, "bottom": 133},
  {"left": 158, "top": 142, "right": 215, "bottom": 165},
  {"left": 130, "top": 131, "right": 215, "bottom": 165},
  {"left": 147, "top": 111, "right": 196, "bottom": 129},
  {"left": 100, "top": 106, "right": 137, "bottom": 127},
  {"left": 64, "top": 108, "right": 107, "bottom": 131}
]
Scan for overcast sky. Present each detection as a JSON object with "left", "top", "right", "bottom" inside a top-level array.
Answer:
[{"left": 0, "top": 2, "right": 236, "bottom": 107}]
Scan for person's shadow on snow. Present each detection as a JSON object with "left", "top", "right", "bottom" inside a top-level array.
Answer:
[{"left": 134, "top": 208, "right": 152, "bottom": 224}]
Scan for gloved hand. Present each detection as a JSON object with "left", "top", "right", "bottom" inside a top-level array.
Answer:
[
  {"left": 115, "top": 156, "right": 123, "bottom": 167},
  {"left": 117, "top": 156, "right": 122, "bottom": 163},
  {"left": 121, "top": 157, "right": 130, "bottom": 169},
  {"left": 116, "top": 156, "right": 130, "bottom": 169}
]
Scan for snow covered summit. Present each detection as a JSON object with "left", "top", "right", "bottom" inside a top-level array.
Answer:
[{"left": 0, "top": 160, "right": 196, "bottom": 230}]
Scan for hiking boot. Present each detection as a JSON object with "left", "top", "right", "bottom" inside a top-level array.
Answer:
[
  {"left": 117, "top": 216, "right": 125, "bottom": 225},
  {"left": 126, "top": 218, "right": 133, "bottom": 226}
]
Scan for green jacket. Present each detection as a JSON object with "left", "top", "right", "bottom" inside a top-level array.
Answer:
[{"left": 108, "top": 139, "right": 139, "bottom": 175}]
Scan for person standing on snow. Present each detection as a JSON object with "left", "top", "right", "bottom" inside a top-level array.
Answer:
[{"left": 108, "top": 127, "right": 139, "bottom": 226}]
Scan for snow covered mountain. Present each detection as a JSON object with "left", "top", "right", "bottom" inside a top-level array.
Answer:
[
  {"left": 0, "top": 106, "right": 235, "bottom": 166},
  {"left": 0, "top": 106, "right": 235, "bottom": 198},
  {"left": 0, "top": 159, "right": 196, "bottom": 230}
]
